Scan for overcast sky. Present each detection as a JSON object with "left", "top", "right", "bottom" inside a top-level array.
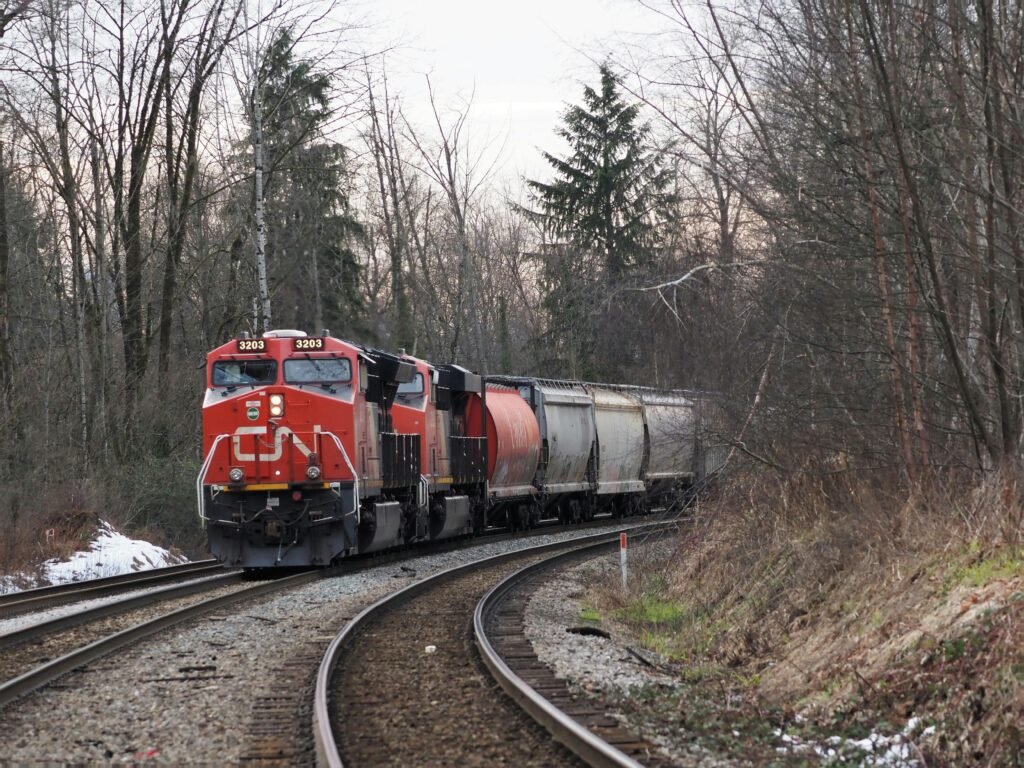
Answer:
[{"left": 362, "top": 0, "right": 668, "bottom": 185}]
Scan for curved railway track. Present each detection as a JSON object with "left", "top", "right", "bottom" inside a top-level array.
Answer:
[
  {"left": 0, "top": 511, "right": 646, "bottom": 624},
  {"left": 0, "top": 516, "right": 648, "bottom": 717},
  {"left": 476, "top": 540, "right": 675, "bottom": 767},
  {"left": 314, "top": 520, "right": 677, "bottom": 768}
]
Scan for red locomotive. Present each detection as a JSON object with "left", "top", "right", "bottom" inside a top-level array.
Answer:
[{"left": 199, "top": 330, "right": 719, "bottom": 568}]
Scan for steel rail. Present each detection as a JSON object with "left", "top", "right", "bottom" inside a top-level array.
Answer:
[
  {"left": 312, "top": 519, "right": 675, "bottom": 768},
  {"left": 0, "top": 560, "right": 225, "bottom": 618},
  {"left": 0, "top": 507, "right": 614, "bottom": 625},
  {"left": 3, "top": 513, "right": 650, "bottom": 649},
  {"left": 0, "top": 571, "right": 320, "bottom": 710},
  {"left": 0, "top": 520, "right": 647, "bottom": 712},
  {"left": 0, "top": 571, "right": 242, "bottom": 652},
  {"left": 474, "top": 541, "right": 656, "bottom": 767}
]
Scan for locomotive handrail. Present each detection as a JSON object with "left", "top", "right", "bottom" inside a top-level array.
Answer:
[
  {"left": 417, "top": 474, "right": 428, "bottom": 509},
  {"left": 196, "top": 434, "right": 228, "bottom": 526},
  {"left": 319, "top": 430, "right": 360, "bottom": 525},
  {"left": 195, "top": 431, "right": 361, "bottom": 526}
]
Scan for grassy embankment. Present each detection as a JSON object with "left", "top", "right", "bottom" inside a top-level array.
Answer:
[{"left": 584, "top": 467, "right": 1023, "bottom": 765}]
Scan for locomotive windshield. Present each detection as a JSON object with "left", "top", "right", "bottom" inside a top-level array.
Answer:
[
  {"left": 284, "top": 358, "right": 351, "bottom": 384},
  {"left": 212, "top": 359, "right": 277, "bottom": 386}
]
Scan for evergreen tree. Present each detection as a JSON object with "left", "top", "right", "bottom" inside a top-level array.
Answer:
[
  {"left": 527, "top": 62, "right": 673, "bottom": 277},
  {"left": 254, "top": 30, "right": 364, "bottom": 335},
  {"left": 526, "top": 63, "right": 673, "bottom": 380}
]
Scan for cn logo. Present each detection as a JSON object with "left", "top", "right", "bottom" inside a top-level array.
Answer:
[{"left": 232, "top": 425, "right": 320, "bottom": 462}]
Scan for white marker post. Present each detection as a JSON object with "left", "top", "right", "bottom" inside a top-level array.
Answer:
[{"left": 620, "top": 532, "right": 628, "bottom": 590}]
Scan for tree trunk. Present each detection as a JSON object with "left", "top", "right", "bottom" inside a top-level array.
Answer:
[
  {"left": 253, "top": 91, "right": 272, "bottom": 333},
  {"left": 0, "top": 140, "right": 11, "bottom": 407}
]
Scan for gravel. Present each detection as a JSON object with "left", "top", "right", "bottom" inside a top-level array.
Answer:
[
  {"left": 0, "top": 520, "right": 643, "bottom": 765},
  {"left": 0, "top": 580, "right": 251, "bottom": 686},
  {"left": 525, "top": 539, "right": 736, "bottom": 767}
]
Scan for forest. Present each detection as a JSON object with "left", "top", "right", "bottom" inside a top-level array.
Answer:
[{"left": 1, "top": 0, "right": 1023, "bottom": 565}]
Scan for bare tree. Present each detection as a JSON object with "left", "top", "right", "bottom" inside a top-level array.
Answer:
[{"left": 402, "top": 79, "right": 499, "bottom": 367}]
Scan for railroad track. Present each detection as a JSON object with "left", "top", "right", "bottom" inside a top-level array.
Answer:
[
  {"left": 0, "top": 516, "right": 648, "bottom": 716},
  {"left": 0, "top": 513, "right": 636, "bottom": 623},
  {"left": 476, "top": 538, "right": 676, "bottom": 767},
  {"left": 0, "top": 569, "right": 306, "bottom": 709},
  {"left": 0, "top": 517, "right": 677, "bottom": 764},
  {"left": 0, "top": 559, "right": 224, "bottom": 619},
  {"left": 314, "top": 520, "right": 677, "bottom": 768},
  {"left": 0, "top": 568, "right": 246, "bottom": 689}
]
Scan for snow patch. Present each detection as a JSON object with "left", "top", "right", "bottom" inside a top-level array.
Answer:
[
  {"left": 773, "top": 718, "right": 931, "bottom": 766},
  {"left": 1, "top": 573, "right": 38, "bottom": 594},
  {"left": 39, "top": 521, "right": 187, "bottom": 586}
]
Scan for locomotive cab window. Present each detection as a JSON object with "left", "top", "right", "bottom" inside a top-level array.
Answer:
[
  {"left": 212, "top": 359, "right": 277, "bottom": 386},
  {"left": 284, "top": 357, "right": 352, "bottom": 384},
  {"left": 396, "top": 373, "right": 424, "bottom": 397}
]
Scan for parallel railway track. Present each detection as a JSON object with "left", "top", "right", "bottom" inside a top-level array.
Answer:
[
  {"left": 0, "top": 511, "right": 648, "bottom": 624},
  {"left": 0, "top": 571, "right": 243, "bottom": 653},
  {"left": 0, "top": 559, "right": 224, "bottom": 619},
  {"left": 0, "top": 570, "right": 318, "bottom": 710},
  {"left": 0, "top": 516, "right": 652, "bottom": 717}
]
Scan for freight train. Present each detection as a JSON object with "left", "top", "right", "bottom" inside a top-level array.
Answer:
[{"left": 197, "top": 330, "right": 724, "bottom": 568}]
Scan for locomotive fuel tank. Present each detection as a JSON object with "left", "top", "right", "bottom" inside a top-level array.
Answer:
[
  {"left": 428, "top": 495, "right": 472, "bottom": 539},
  {"left": 589, "top": 387, "right": 646, "bottom": 495},
  {"left": 464, "top": 386, "right": 540, "bottom": 498},
  {"left": 357, "top": 501, "right": 403, "bottom": 553}
]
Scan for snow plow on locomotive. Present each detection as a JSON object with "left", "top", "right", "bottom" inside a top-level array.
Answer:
[{"left": 198, "top": 331, "right": 726, "bottom": 569}]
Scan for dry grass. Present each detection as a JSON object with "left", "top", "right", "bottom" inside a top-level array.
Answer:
[
  {"left": 0, "top": 451, "right": 207, "bottom": 588},
  {"left": 654, "top": 465, "right": 1021, "bottom": 661},
  {"left": 585, "top": 463, "right": 1024, "bottom": 764},
  {"left": 0, "top": 479, "right": 103, "bottom": 586}
]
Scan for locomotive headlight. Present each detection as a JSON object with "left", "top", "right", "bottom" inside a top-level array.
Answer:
[
  {"left": 269, "top": 393, "right": 285, "bottom": 417},
  {"left": 228, "top": 467, "right": 245, "bottom": 483},
  {"left": 306, "top": 465, "right": 322, "bottom": 481}
]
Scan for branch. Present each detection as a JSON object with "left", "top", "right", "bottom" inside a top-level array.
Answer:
[{"left": 621, "top": 258, "right": 770, "bottom": 293}]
